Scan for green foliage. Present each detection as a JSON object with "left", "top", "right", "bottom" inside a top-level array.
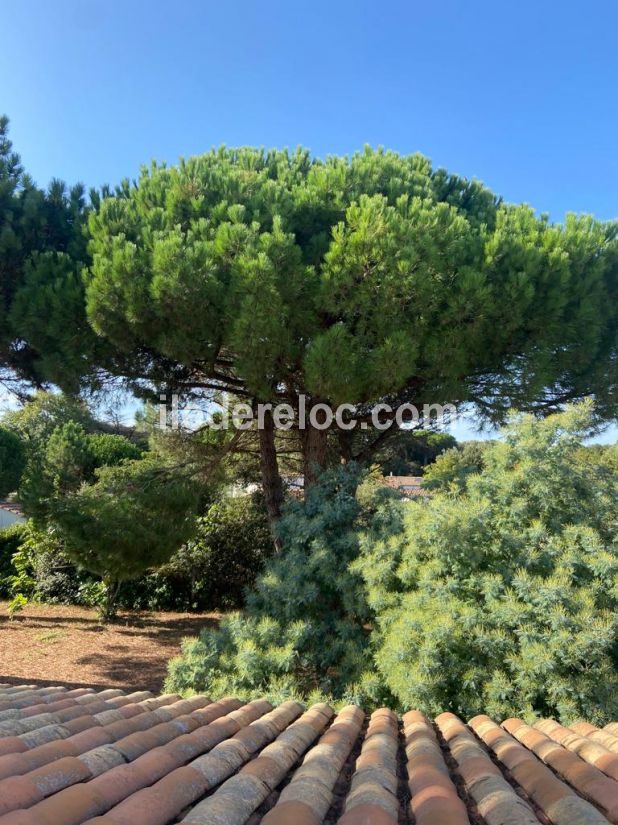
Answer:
[
  {"left": 422, "top": 440, "right": 488, "bottom": 492},
  {"left": 1, "top": 493, "right": 273, "bottom": 614},
  {"left": 119, "top": 493, "right": 273, "bottom": 611},
  {"left": 357, "top": 402, "right": 618, "bottom": 723},
  {"left": 43, "top": 421, "right": 93, "bottom": 489},
  {"left": 0, "top": 523, "right": 26, "bottom": 596},
  {"left": 2, "top": 522, "right": 88, "bottom": 607},
  {"left": 86, "top": 433, "right": 142, "bottom": 468},
  {"left": 2, "top": 393, "right": 96, "bottom": 445},
  {"left": 16, "top": 408, "right": 143, "bottom": 523},
  {"left": 7, "top": 593, "right": 28, "bottom": 619},
  {"left": 168, "top": 405, "right": 617, "bottom": 722},
  {"left": 576, "top": 443, "right": 618, "bottom": 476},
  {"left": 2, "top": 392, "right": 259, "bottom": 618},
  {"left": 50, "top": 457, "right": 201, "bottom": 603},
  {"left": 0, "top": 426, "right": 25, "bottom": 497},
  {"left": 165, "top": 466, "right": 383, "bottom": 704},
  {"left": 0, "top": 117, "right": 97, "bottom": 390},
  {"left": 17, "top": 420, "right": 79, "bottom": 521},
  {"left": 3, "top": 391, "right": 201, "bottom": 618},
  {"left": 5, "top": 530, "right": 36, "bottom": 617},
  {"left": 377, "top": 430, "right": 457, "bottom": 476}
]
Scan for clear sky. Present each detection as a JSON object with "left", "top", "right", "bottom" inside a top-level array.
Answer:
[{"left": 3, "top": 0, "right": 617, "bottom": 440}]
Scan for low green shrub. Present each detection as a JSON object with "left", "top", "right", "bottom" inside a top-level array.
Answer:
[
  {"left": 165, "top": 466, "right": 389, "bottom": 706},
  {"left": 3, "top": 522, "right": 98, "bottom": 607}
]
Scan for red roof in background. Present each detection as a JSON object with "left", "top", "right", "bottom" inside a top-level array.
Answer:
[
  {"left": 381, "top": 476, "right": 430, "bottom": 498},
  {"left": 0, "top": 501, "right": 24, "bottom": 517}
]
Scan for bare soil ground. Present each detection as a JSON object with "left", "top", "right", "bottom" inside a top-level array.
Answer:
[{"left": 0, "top": 601, "right": 220, "bottom": 693}]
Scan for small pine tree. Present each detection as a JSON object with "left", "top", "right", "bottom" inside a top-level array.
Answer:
[
  {"left": 166, "top": 466, "right": 384, "bottom": 704},
  {"left": 51, "top": 457, "right": 200, "bottom": 619},
  {"left": 18, "top": 420, "right": 141, "bottom": 523}
]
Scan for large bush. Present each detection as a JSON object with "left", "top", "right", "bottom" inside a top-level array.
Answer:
[
  {"left": 1, "top": 490, "right": 273, "bottom": 614},
  {"left": 1, "top": 520, "right": 108, "bottom": 609},
  {"left": 119, "top": 493, "right": 273, "bottom": 611},
  {"left": 166, "top": 466, "right": 384, "bottom": 704},
  {"left": 357, "top": 403, "right": 618, "bottom": 723},
  {"left": 50, "top": 457, "right": 201, "bottom": 617},
  {"left": 167, "top": 404, "right": 618, "bottom": 722}
]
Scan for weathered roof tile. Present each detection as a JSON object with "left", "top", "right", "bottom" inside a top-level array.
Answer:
[{"left": 0, "top": 685, "right": 614, "bottom": 824}]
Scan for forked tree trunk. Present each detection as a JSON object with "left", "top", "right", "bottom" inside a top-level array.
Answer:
[{"left": 259, "top": 407, "right": 284, "bottom": 548}]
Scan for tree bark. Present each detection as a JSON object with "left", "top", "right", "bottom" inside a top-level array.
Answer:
[
  {"left": 302, "top": 422, "right": 329, "bottom": 488},
  {"left": 101, "top": 579, "right": 120, "bottom": 622},
  {"left": 259, "top": 407, "right": 284, "bottom": 546},
  {"left": 338, "top": 428, "right": 354, "bottom": 464}
]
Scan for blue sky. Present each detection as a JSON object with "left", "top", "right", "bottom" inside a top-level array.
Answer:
[{"left": 2, "top": 0, "right": 617, "bottom": 441}]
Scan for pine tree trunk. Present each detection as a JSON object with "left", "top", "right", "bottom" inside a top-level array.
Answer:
[
  {"left": 302, "top": 422, "right": 328, "bottom": 488},
  {"left": 259, "top": 407, "right": 284, "bottom": 547},
  {"left": 101, "top": 578, "right": 120, "bottom": 622}
]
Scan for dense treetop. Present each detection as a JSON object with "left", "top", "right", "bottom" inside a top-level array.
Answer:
[
  {"left": 2, "top": 119, "right": 617, "bottom": 525},
  {"left": 0, "top": 117, "right": 95, "bottom": 391},
  {"left": 85, "top": 146, "right": 617, "bottom": 418}
]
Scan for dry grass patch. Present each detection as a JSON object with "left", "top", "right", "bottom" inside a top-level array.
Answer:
[{"left": 0, "top": 600, "right": 220, "bottom": 692}]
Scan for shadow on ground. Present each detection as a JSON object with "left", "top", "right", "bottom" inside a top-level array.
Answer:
[{"left": 0, "top": 602, "right": 221, "bottom": 693}]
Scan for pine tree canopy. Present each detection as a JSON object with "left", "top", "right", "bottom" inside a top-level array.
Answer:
[
  {"left": 2, "top": 122, "right": 617, "bottom": 522},
  {"left": 0, "top": 117, "right": 97, "bottom": 391},
  {"left": 81, "top": 146, "right": 618, "bottom": 517},
  {"left": 84, "top": 146, "right": 618, "bottom": 420}
]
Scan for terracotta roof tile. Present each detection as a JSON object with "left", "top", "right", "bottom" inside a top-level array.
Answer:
[
  {"left": 500, "top": 717, "right": 618, "bottom": 819},
  {"left": 475, "top": 715, "right": 612, "bottom": 824},
  {"left": 534, "top": 719, "right": 618, "bottom": 780},
  {"left": 403, "top": 710, "right": 469, "bottom": 825},
  {"left": 0, "top": 685, "right": 614, "bottom": 824}
]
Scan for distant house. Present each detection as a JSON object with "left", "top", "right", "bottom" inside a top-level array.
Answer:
[
  {"left": 0, "top": 502, "right": 26, "bottom": 528},
  {"left": 229, "top": 476, "right": 305, "bottom": 499},
  {"left": 282, "top": 475, "right": 304, "bottom": 492},
  {"left": 233, "top": 473, "right": 430, "bottom": 501},
  {"left": 381, "top": 474, "right": 430, "bottom": 499}
]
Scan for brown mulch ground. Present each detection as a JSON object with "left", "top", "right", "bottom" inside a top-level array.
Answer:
[{"left": 0, "top": 601, "right": 221, "bottom": 693}]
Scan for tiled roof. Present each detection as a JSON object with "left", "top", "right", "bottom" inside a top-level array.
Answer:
[
  {"left": 381, "top": 476, "right": 430, "bottom": 499},
  {"left": 0, "top": 685, "right": 615, "bottom": 824},
  {"left": 382, "top": 476, "right": 423, "bottom": 487},
  {"left": 0, "top": 502, "right": 24, "bottom": 517}
]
